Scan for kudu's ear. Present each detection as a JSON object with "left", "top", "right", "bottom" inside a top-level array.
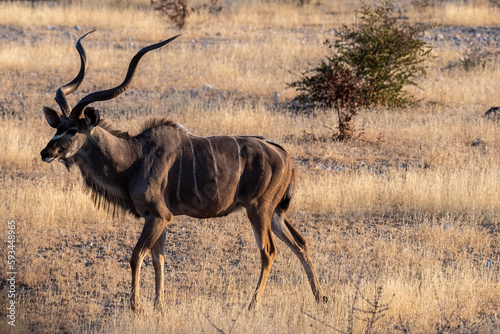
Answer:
[
  {"left": 43, "top": 106, "right": 62, "bottom": 128},
  {"left": 83, "top": 107, "right": 100, "bottom": 128}
]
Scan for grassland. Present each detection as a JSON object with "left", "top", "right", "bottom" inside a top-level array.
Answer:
[{"left": 1, "top": 0, "right": 499, "bottom": 333}]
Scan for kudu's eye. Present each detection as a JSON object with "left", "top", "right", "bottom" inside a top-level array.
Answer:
[{"left": 66, "top": 128, "right": 78, "bottom": 136}]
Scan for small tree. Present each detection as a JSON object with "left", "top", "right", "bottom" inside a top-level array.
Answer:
[{"left": 290, "top": 0, "right": 434, "bottom": 139}]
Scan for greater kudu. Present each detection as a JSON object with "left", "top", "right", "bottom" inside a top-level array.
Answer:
[{"left": 40, "top": 31, "right": 327, "bottom": 311}]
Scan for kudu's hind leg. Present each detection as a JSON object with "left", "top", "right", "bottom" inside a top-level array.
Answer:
[
  {"left": 151, "top": 228, "right": 167, "bottom": 311},
  {"left": 271, "top": 211, "right": 327, "bottom": 304},
  {"left": 130, "top": 215, "right": 169, "bottom": 311},
  {"left": 247, "top": 209, "right": 277, "bottom": 310}
]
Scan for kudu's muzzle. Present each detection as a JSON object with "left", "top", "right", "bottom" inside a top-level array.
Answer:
[{"left": 40, "top": 145, "right": 56, "bottom": 163}]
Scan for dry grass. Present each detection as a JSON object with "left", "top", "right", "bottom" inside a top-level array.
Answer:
[
  {"left": 412, "top": 1, "right": 500, "bottom": 26},
  {"left": 1, "top": 0, "right": 500, "bottom": 333}
]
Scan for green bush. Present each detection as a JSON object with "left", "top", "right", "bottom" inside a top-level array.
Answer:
[
  {"left": 290, "top": 0, "right": 434, "bottom": 138},
  {"left": 335, "top": 0, "right": 434, "bottom": 106}
]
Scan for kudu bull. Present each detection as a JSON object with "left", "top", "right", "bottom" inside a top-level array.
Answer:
[{"left": 40, "top": 31, "right": 327, "bottom": 311}]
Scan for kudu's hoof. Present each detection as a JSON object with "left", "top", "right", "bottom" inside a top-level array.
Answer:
[
  {"left": 154, "top": 301, "right": 165, "bottom": 313},
  {"left": 315, "top": 294, "right": 329, "bottom": 304},
  {"left": 247, "top": 299, "right": 258, "bottom": 311},
  {"left": 130, "top": 299, "right": 141, "bottom": 313}
]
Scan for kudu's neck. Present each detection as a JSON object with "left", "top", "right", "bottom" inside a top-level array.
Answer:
[
  {"left": 76, "top": 126, "right": 137, "bottom": 174},
  {"left": 70, "top": 125, "right": 140, "bottom": 217}
]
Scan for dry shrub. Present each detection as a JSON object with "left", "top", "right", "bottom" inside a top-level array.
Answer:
[{"left": 151, "top": 0, "right": 223, "bottom": 28}]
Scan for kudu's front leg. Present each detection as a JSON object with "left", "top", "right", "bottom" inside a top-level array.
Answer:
[{"left": 130, "top": 214, "right": 169, "bottom": 311}]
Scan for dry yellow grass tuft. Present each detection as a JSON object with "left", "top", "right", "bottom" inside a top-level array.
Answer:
[
  {"left": 413, "top": 2, "right": 500, "bottom": 26},
  {"left": 1, "top": 0, "right": 499, "bottom": 333}
]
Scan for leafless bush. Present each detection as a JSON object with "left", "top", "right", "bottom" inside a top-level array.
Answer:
[
  {"left": 151, "top": 0, "right": 223, "bottom": 29},
  {"left": 443, "top": 44, "right": 493, "bottom": 72},
  {"left": 304, "top": 263, "right": 396, "bottom": 334}
]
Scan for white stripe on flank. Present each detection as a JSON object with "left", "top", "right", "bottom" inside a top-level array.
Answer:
[
  {"left": 187, "top": 136, "right": 203, "bottom": 204},
  {"left": 231, "top": 136, "right": 242, "bottom": 172},
  {"left": 177, "top": 150, "right": 183, "bottom": 204},
  {"left": 205, "top": 137, "right": 220, "bottom": 201},
  {"left": 176, "top": 129, "right": 185, "bottom": 204},
  {"left": 231, "top": 136, "right": 242, "bottom": 200},
  {"left": 265, "top": 141, "right": 285, "bottom": 189},
  {"left": 253, "top": 141, "right": 266, "bottom": 197},
  {"left": 267, "top": 142, "right": 285, "bottom": 166},
  {"left": 257, "top": 140, "right": 266, "bottom": 165}
]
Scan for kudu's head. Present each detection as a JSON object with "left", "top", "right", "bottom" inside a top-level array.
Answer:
[{"left": 40, "top": 30, "right": 180, "bottom": 163}]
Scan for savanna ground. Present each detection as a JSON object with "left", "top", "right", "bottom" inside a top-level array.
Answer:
[{"left": 0, "top": 0, "right": 499, "bottom": 332}]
